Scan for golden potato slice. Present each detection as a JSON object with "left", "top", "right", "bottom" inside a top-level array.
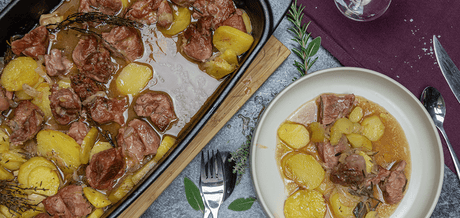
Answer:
[
  {"left": 132, "top": 159, "right": 157, "bottom": 185},
  {"left": 346, "top": 133, "right": 372, "bottom": 150},
  {"left": 87, "top": 209, "right": 104, "bottom": 218},
  {"left": 349, "top": 107, "right": 363, "bottom": 123},
  {"left": 204, "top": 57, "right": 235, "bottom": 80},
  {"left": 158, "top": 6, "right": 191, "bottom": 36},
  {"left": 361, "top": 115, "right": 385, "bottom": 141},
  {"left": 309, "top": 122, "right": 325, "bottom": 143},
  {"left": 18, "top": 157, "right": 57, "bottom": 187},
  {"left": 116, "top": 63, "right": 153, "bottom": 96},
  {"left": 0, "top": 150, "right": 27, "bottom": 171},
  {"left": 329, "top": 192, "right": 359, "bottom": 218},
  {"left": 365, "top": 211, "right": 378, "bottom": 218},
  {"left": 0, "top": 166, "right": 13, "bottom": 180},
  {"left": 0, "top": 205, "right": 18, "bottom": 218},
  {"left": 213, "top": 26, "right": 254, "bottom": 55},
  {"left": 80, "top": 127, "right": 98, "bottom": 164},
  {"left": 278, "top": 123, "right": 310, "bottom": 149},
  {"left": 31, "top": 82, "right": 52, "bottom": 118},
  {"left": 108, "top": 175, "right": 134, "bottom": 203},
  {"left": 284, "top": 153, "right": 325, "bottom": 189},
  {"left": 153, "top": 135, "right": 176, "bottom": 162},
  {"left": 330, "top": 118, "right": 354, "bottom": 145},
  {"left": 0, "top": 129, "right": 9, "bottom": 153},
  {"left": 241, "top": 10, "right": 252, "bottom": 33},
  {"left": 28, "top": 166, "right": 60, "bottom": 196},
  {"left": 18, "top": 208, "right": 45, "bottom": 218},
  {"left": 284, "top": 189, "right": 326, "bottom": 218},
  {"left": 315, "top": 173, "right": 334, "bottom": 195},
  {"left": 1, "top": 57, "right": 40, "bottom": 91},
  {"left": 36, "top": 129, "right": 81, "bottom": 173},
  {"left": 83, "top": 187, "right": 111, "bottom": 208},
  {"left": 358, "top": 151, "right": 374, "bottom": 173},
  {"left": 89, "top": 141, "right": 113, "bottom": 161},
  {"left": 219, "top": 49, "right": 238, "bottom": 66}
]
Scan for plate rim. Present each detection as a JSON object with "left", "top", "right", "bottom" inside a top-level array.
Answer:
[{"left": 250, "top": 66, "right": 444, "bottom": 218}]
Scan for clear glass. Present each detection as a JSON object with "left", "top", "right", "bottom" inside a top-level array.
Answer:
[{"left": 334, "top": 0, "right": 392, "bottom": 22}]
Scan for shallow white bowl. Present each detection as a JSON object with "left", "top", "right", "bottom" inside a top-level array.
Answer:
[{"left": 250, "top": 67, "right": 443, "bottom": 218}]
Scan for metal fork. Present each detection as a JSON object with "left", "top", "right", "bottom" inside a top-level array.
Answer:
[{"left": 200, "top": 150, "right": 225, "bottom": 218}]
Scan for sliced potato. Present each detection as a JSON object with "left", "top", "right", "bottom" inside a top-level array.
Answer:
[
  {"left": 330, "top": 118, "right": 354, "bottom": 145},
  {"left": 87, "top": 208, "right": 104, "bottom": 218},
  {"left": 31, "top": 82, "right": 52, "bottom": 118},
  {"left": 346, "top": 133, "right": 372, "bottom": 150},
  {"left": 241, "top": 10, "right": 252, "bottom": 33},
  {"left": 349, "top": 107, "right": 363, "bottom": 122},
  {"left": 329, "top": 192, "right": 358, "bottom": 218},
  {"left": 83, "top": 187, "right": 111, "bottom": 208},
  {"left": 132, "top": 159, "right": 157, "bottom": 185},
  {"left": 116, "top": 63, "right": 153, "bottom": 96},
  {"left": 0, "top": 166, "right": 14, "bottom": 180},
  {"left": 28, "top": 166, "right": 60, "bottom": 196},
  {"left": 89, "top": 141, "right": 113, "bottom": 161},
  {"left": 284, "top": 189, "right": 326, "bottom": 218},
  {"left": 159, "top": 5, "right": 191, "bottom": 36},
  {"left": 108, "top": 175, "right": 134, "bottom": 203},
  {"left": 0, "top": 129, "right": 9, "bottom": 153},
  {"left": 361, "top": 115, "right": 385, "bottom": 141},
  {"left": 153, "top": 135, "right": 176, "bottom": 162},
  {"left": 284, "top": 153, "right": 324, "bottom": 190},
  {"left": 365, "top": 211, "right": 378, "bottom": 218},
  {"left": 277, "top": 123, "right": 310, "bottom": 149},
  {"left": 36, "top": 129, "right": 81, "bottom": 173},
  {"left": 213, "top": 26, "right": 254, "bottom": 55},
  {"left": 309, "top": 122, "right": 325, "bottom": 143},
  {"left": 18, "top": 208, "right": 45, "bottom": 218},
  {"left": 358, "top": 151, "right": 374, "bottom": 174},
  {"left": 80, "top": 127, "right": 98, "bottom": 164},
  {"left": 204, "top": 57, "right": 235, "bottom": 80},
  {"left": 219, "top": 49, "right": 238, "bottom": 66},
  {"left": 18, "top": 157, "right": 57, "bottom": 187},
  {"left": 1, "top": 57, "right": 40, "bottom": 91},
  {"left": 0, "top": 150, "right": 27, "bottom": 171}
]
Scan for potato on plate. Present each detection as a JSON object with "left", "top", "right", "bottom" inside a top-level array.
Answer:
[
  {"left": 361, "top": 115, "right": 385, "bottom": 141},
  {"left": 346, "top": 133, "right": 372, "bottom": 150},
  {"left": 284, "top": 189, "right": 326, "bottom": 218},
  {"left": 27, "top": 166, "right": 60, "bottom": 196},
  {"left": 83, "top": 187, "right": 111, "bottom": 208},
  {"left": 277, "top": 123, "right": 310, "bottom": 149},
  {"left": 158, "top": 5, "right": 191, "bottom": 36},
  {"left": 18, "top": 157, "right": 58, "bottom": 187},
  {"left": 108, "top": 175, "right": 134, "bottom": 203},
  {"left": 80, "top": 127, "right": 98, "bottom": 164},
  {"left": 284, "top": 153, "right": 325, "bottom": 190}
]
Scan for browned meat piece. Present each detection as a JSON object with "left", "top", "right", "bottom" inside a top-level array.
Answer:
[
  {"left": 171, "top": 0, "right": 195, "bottom": 7},
  {"left": 85, "top": 96, "right": 127, "bottom": 125},
  {"left": 42, "top": 185, "right": 92, "bottom": 218},
  {"left": 381, "top": 160, "right": 407, "bottom": 204},
  {"left": 182, "top": 18, "right": 213, "bottom": 62},
  {"left": 134, "top": 92, "right": 177, "bottom": 131},
  {"left": 125, "top": 0, "right": 162, "bottom": 24},
  {"left": 316, "top": 135, "right": 348, "bottom": 170},
  {"left": 117, "top": 119, "right": 160, "bottom": 168},
  {"left": 364, "top": 165, "right": 391, "bottom": 187},
  {"left": 330, "top": 154, "right": 366, "bottom": 187},
  {"left": 86, "top": 147, "right": 125, "bottom": 190},
  {"left": 79, "top": 0, "right": 123, "bottom": 15},
  {"left": 67, "top": 121, "right": 89, "bottom": 145},
  {"left": 72, "top": 35, "right": 116, "bottom": 83},
  {"left": 44, "top": 49, "right": 73, "bottom": 77},
  {"left": 215, "top": 9, "right": 246, "bottom": 32},
  {"left": 49, "top": 85, "right": 82, "bottom": 125},
  {"left": 70, "top": 73, "right": 101, "bottom": 101},
  {"left": 157, "top": 0, "right": 173, "bottom": 28},
  {"left": 102, "top": 26, "right": 144, "bottom": 62},
  {"left": 320, "top": 94, "right": 355, "bottom": 125},
  {"left": 0, "top": 87, "right": 11, "bottom": 112},
  {"left": 192, "top": 0, "right": 235, "bottom": 28},
  {"left": 7, "top": 101, "right": 44, "bottom": 145},
  {"left": 11, "top": 26, "right": 49, "bottom": 58}
]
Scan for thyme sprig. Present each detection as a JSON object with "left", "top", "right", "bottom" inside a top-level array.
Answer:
[
  {"left": 0, "top": 180, "right": 45, "bottom": 215},
  {"left": 287, "top": 0, "right": 321, "bottom": 77},
  {"left": 229, "top": 133, "right": 252, "bottom": 185}
]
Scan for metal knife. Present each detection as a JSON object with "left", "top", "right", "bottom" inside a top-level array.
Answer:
[{"left": 433, "top": 35, "right": 460, "bottom": 103}]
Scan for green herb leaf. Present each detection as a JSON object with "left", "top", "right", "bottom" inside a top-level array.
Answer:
[
  {"left": 306, "top": 37, "right": 321, "bottom": 57},
  {"left": 184, "top": 177, "right": 205, "bottom": 212},
  {"left": 228, "top": 197, "right": 257, "bottom": 211}
]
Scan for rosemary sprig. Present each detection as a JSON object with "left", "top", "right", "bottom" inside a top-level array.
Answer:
[{"left": 287, "top": 0, "right": 321, "bottom": 77}]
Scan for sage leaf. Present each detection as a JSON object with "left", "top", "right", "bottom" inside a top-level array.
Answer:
[
  {"left": 228, "top": 197, "right": 256, "bottom": 211},
  {"left": 306, "top": 37, "right": 321, "bottom": 57},
  {"left": 184, "top": 177, "right": 205, "bottom": 212}
]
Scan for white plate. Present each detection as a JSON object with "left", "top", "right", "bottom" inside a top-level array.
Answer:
[{"left": 250, "top": 67, "right": 443, "bottom": 218}]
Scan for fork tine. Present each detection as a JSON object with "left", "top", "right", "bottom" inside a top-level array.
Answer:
[
  {"left": 200, "top": 151, "right": 206, "bottom": 181},
  {"left": 215, "top": 150, "right": 224, "bottom": 179}
]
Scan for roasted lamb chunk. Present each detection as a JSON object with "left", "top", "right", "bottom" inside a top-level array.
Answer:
[
  {"left": 79, "top": 0, "right": 123, "bottom": 15},
  {"left": 156, "top": 0, "right": 173, "bottom": 28},
  {"left": 102, "top": 26, "right": 144, "bottom": 61},
  {"left": 86, "top": 147, "right": 125, "bottom": 190},
  {"left": 134, "top": 92, "right": 177, "bottom": 131},
  {"left": 316, "top": 135, "right": 348, "bottom": 170},
  {"left": 7, "top": 101, "right": 44, "bottom": 145},
  {"left": 364, "top": 165, "right": 391, "bottom": 187},
  {"left": 117, "top": 119, "right": 160, "bottom": 168},
  {"left": 330, "top": 154, "right": 366, "bottom": 187},
  {"left": 67, "top": 121, "right": 89, "bottom": 145},
  {"left": 42, "top": 185, "right": 92, "bottom": 218},
  {"left": 72, "top": 35, "right": 116, "bottom": 83},
  {"left": 182, "top": 18, "right": 213, "bottom": 62},
  {"left": 215, "top": 9, "right": 246, "bottom": 32},
  {"left": 0, "top": 86, "right": 11, "bottom": 112},
  {"left": 320, "top": 94, "right": 355, "bottom": 125},
  {"left": 380, "top": 160, "right": 407, "bottom": 204},
  {"left": 50, "top": 85, "right": 82, "bottom": 125},
  {"left": 11, "top": 26, "right": 49, "bottom": 58},
  {"left": 70, "top": 73, "right": 101, "bottom": 101},
  {"left": 192, "top": 0, "right": 236, "bottom": 29},
  {"left": 44, "top": 49, "right": 73, "bottom": 77},
  {"left": 125, "top": 0, "right": 162, "bottom": 25},
  {"left": 85, "top": 96, "right": 127, "bottom": 125},
  {"left": 171, "top": 0, "right": 195, "bottom": 7}
]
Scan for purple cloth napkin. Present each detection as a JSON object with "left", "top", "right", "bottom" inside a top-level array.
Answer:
[{"left": 298, "top": 0, "right": 460, "bottom": 173}]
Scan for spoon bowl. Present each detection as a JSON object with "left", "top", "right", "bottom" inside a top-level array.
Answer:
[{"left": 421, "top": 86, "right": 460, "bottom": 179}]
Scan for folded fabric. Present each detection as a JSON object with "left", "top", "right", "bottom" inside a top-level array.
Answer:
[{"left": 298, "top": 0, "right": 460, "bottom": 173}]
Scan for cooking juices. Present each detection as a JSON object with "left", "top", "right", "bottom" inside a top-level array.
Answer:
[{"left": 276, "top": 94, "right": 411, "bottom": 218}]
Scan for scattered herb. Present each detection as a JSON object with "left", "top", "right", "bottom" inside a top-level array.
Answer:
[
  {"left": 0, "top": 180, "right": 44, "bottom": 215},
  {"left": 287, "top": 0, "right": 321, "bottom": 76},
  {"left": 184, "top": 177, "right": 205, "bottom": 212},
  {"left": 228, "top": 197, "right": 257, "bottom": 211},
  {"left": 229, "top": 132, "right": 253, "bottom": 185}
]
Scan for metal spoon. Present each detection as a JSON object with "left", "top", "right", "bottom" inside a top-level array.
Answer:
[{"left": 421, "top": 86, "right": 460, "bottom": 179}]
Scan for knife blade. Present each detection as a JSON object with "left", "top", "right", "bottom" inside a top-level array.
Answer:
[{"left": 433, "top": 35, "right": 460, "bottom": 103}]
